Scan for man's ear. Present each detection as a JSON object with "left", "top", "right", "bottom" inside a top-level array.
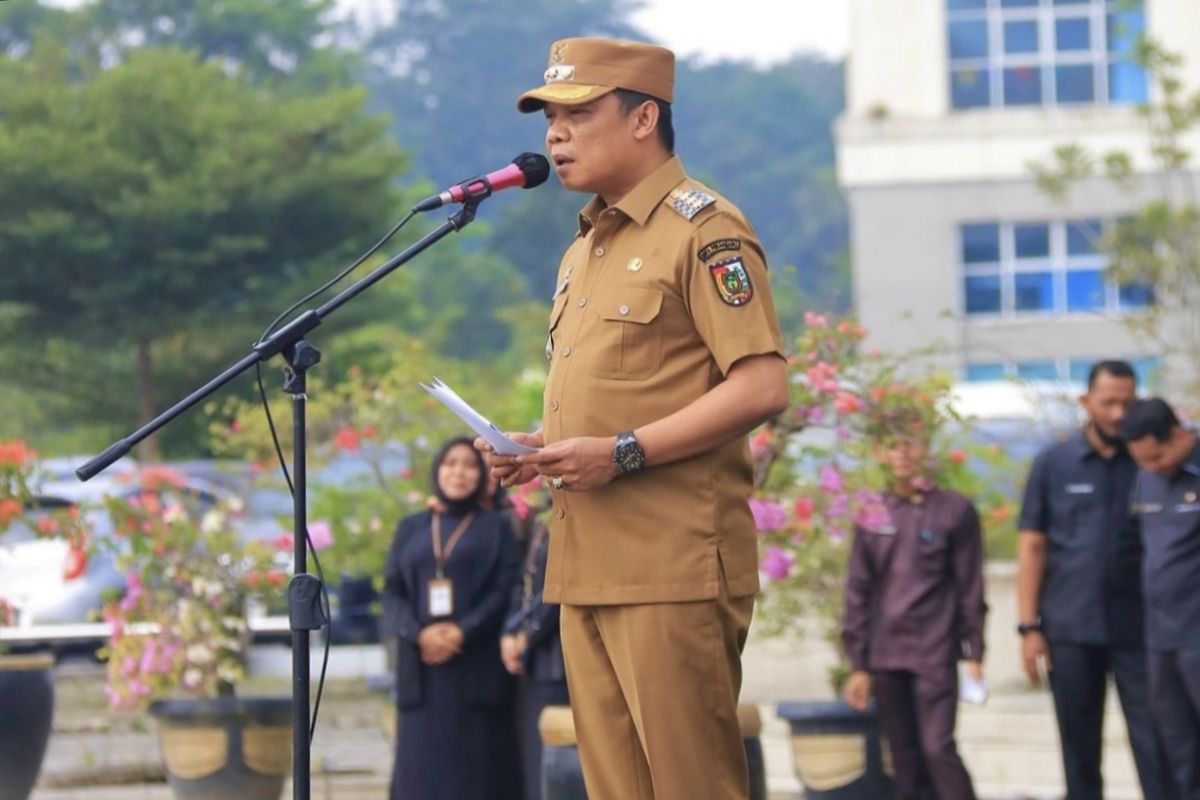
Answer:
[{"left": 629, "top": 100, "right": 660, "bottom": 143}]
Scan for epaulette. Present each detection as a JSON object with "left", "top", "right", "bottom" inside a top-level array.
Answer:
[{"left": 666, "top": 187, "right": 717, "bottom": 221}]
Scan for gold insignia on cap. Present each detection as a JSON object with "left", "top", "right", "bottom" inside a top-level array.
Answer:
[
  {"left": 1187, "top": 491, "right": 1197, "bottom": 503},
  {"left": 666, "top": 187, "right": 716, "bottom": 221},
  {"left": 627, "top": 258, "right": 643, "bottom": 272},
  {"left": 552, "top": 42, "right": 567, "bottom": 64},
  {"left": 544, "top": 64, "right": 575, "bottom": 83}
]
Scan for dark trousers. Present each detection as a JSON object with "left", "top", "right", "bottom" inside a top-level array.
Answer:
[
  {"left": 518, "top": 679, "right": 570, "bottom": 800},
  {"left": 1047, "top": 641, "right": 1176, "bottom": 800},
  {"left": 1149, "top": 649, "right": 1200, "bottom": 800},
  {"left": 873, "top": 668, "right": 976, "bottom": 800}
]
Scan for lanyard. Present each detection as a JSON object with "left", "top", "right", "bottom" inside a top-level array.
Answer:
[{"left": 431, "top": 512, "right": 475, "bottom": 579}]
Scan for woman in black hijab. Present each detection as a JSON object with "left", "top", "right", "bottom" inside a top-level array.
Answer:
[{"left": 384, "top": 436, "right": 522, "bottom": 800}]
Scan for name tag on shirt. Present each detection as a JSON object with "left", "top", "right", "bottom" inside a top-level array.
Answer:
[
  {"left": 1066, "top": 483, "right": 1095, "bottom": 495},
  {"left": 1132, "top": 502, "right": 1164, "bottom": 514},
  {"left": 1173, "top": 503, "right": 1200, "bottom": 514},
  {"left": 870, "top": 525, "right": 897, "bottom": 536}
]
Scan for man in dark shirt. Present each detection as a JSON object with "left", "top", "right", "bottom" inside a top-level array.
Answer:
[
  {"left": 842, "top": 416, "right": 986, "bottom": 800},
  {"left": 1124, "top": 397, "right": 1200, "bottom": 800},
  {"left": 1018, "top": 360, "right": 1173, "bottom": 800}
]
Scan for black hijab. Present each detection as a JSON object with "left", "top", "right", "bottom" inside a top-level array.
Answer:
[{"left": 429, "top": 436, "right": 489, "bottom": 517}]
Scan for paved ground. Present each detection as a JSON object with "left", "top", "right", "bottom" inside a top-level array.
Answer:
[{"left": 26, "top": 565, "right": 1146, "bottom": 799}]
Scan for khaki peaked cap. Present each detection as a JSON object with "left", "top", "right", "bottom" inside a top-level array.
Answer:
[{"left": 517, "top": 37, "right": 675, "bottom": 113}]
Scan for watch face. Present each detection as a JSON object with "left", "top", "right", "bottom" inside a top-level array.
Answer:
[{"left": 616, "top": 436, "right": 644, "bottom": 473}]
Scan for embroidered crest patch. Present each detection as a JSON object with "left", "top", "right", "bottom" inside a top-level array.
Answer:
[{"left": 709, "top": 257, "right": 753, "bottom": 306}]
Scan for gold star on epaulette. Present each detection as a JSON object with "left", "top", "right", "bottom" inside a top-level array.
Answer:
[{"left": 667, "top": 187, "right": 716, "bottom": 221}]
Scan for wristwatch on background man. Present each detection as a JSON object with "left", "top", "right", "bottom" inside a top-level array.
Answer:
[
  {"left": 613, "top": 430, "right": 646, "bottom": 474},
  {"left": 1016, "top": 619, "right": 1043, "bottom": 636}
]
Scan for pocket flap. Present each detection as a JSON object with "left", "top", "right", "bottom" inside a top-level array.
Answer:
[
  {"left": 596, "top": 287, "right": 663, "bottom": 324},
  {"left": 548, "top": 292, "right": 569, "bottom": 330}
]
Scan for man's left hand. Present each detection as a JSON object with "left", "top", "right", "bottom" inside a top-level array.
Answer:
[{"left": 516, "top": 436, "right": 621, "bottom": 492}]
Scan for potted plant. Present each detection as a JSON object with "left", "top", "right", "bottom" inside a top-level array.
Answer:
[
  {"left": 0, "top": 440, "right": 87, "bottom": 800},
  {"left": 97, "top": 465, "right": 292, "bottom": 800},
  {"left": 751, "top": 315, "right": 1019, "bottom": 799}
]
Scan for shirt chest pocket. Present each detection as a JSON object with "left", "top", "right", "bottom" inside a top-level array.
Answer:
[{"left": 588, "top": 287, "right": 664, "bottom": 380}]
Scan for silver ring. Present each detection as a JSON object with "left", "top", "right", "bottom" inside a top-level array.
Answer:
[{"left": 551, "top": 475, "right": 565, "bottom": 491}]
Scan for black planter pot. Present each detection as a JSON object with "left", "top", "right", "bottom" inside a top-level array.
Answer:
[
  {"left": 0, "top": 654, "right": 55, "bottom": 800},
  {"left": 776, "top": 700, "right": 894, "bottom": 800},
  {"left": 150, "top": 695, "right": 292, "bottom": 800},
  {"left": 538, "top": 704, "right": 767, "bottom": 800}
]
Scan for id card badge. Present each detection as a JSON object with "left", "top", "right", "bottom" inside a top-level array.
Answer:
[{"left": 427, "top": 578, "right": 454, "bottom": 617}]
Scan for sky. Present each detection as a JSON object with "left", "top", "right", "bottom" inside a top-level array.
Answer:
[{"left": 630, "top": 0, "right": 848, "bottom": 66}]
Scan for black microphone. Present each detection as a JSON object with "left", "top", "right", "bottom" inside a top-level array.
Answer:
[{"left": 413, "top": 153, "right": 550, "bottom": 212}]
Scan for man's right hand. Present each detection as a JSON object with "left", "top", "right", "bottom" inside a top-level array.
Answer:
[
  {"left": 418, "top": 623, "right": 461, "bottom": 665},
  {"left": 843, "top": 670, "right": 871, "bottom": 712},
  {"left": 476, "top": 431, "right": 544, "bottom": 488},
  {"left": 1021, "top": 630, "right": 1052, "bottom": 686}
]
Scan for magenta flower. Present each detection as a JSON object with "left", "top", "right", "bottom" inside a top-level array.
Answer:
[
  {"left": 760, "top": 546, "right": 795, "bottom": 581},
  {"left": 819, "top": 465, "right": 843, "bottom": 493},
  {"left": 750, "top": 498, "right": 788, "bottom": 532}
]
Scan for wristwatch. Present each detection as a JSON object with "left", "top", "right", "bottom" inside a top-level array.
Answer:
[
  {"left": 1016, "top": 619, "right": 1043, "bottom": 636},
  {"left": 613, "top": 430, "right": 646, "bottom": 474}
]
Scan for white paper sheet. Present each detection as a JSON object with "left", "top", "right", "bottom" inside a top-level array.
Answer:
[{"left": 420, "top": 377, "right": 538, "bottom": 456}]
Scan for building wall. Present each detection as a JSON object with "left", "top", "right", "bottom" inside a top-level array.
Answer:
[{"left": 840, "top": 0, "right": 1200, "bottom": 387}]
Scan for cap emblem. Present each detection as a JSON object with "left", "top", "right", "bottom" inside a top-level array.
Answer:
[{"left": 544, "top": 64, "right": 576, "bottom": 83}]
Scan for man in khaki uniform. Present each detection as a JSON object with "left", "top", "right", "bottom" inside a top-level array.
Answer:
[{"left": 481, "top": 37, "right": 788, "bottom": 799}]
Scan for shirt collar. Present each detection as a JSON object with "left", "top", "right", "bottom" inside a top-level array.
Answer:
[
  {"left": 577, "top": 155, "right": 687, "bottom": 236},
  {"left": 1068, "top": 429, "right": 1097, "bottom": 461}
]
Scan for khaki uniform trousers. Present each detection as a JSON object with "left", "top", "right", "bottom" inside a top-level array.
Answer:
[{"left": 559, "top": 577, "right": 754, "bottom": 800}]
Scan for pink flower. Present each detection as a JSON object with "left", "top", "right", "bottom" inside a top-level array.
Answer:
[
  {"left": 793, "top": 497, "right": 814, "bottom": 521},
  {"left": 818, "top": 465, "right": 843, "bottom": 493},
  {"left": 804, "top": 311, "right": 829, "bottom": 329},
  {"left": 760, "top": 546, "right": 795, "bottom": 581},
  {"left": 835, "top": 425, "right": 852, "bottom": 442},
  {"left": 307, "top": 521, "right": 333, "bottom": 551},
  {"left": 949, "top": 450, "right": 966, "bottom": 465},
  {"left": 853, "top": 491, "right": 892, "bottom": 531},
  {"left": 750, "top": 498, "right": 787, "bottom": 532}
]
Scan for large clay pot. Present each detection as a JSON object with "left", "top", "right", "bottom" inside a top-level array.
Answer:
[
  {"left": 538, "top": 703, "right": 768, "bottom": 800},
  {"left": 150, "top": 695, "right": 292, "bottom": 800},
  {"left": 776, "top": 700, "right": 895, "bottom": 800},
  {"left": 0, "top": 653, "right": 55, "bottom": 800}
]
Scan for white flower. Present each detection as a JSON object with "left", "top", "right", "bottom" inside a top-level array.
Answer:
[
  {"left": 163, "top": 505, "right": 187, "bottom": 524},
  {"left": 187, "top": 644, "right": 215, "bottom": 665},
  {"left": 217, "top": 662, "right": 243, "bottom": 684},
  {"left": 183, "top": 669, "right": 204, "bottom": 690},
  {"left": 200, "top": 510, "right": 225, "bottom": 534}
]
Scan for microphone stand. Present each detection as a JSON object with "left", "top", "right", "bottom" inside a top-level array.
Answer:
[{"left": 76, "top": 199, "right": 484, "bottom": 800}]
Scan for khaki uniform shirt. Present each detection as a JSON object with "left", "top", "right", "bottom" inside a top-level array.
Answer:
[{"left": 542, "top": 155, "right": 785, "bottom": 606}]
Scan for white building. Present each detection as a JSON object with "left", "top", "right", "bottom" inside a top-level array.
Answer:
[{"left": 839, "top": 0, "right": 1200, "bottom": 389}]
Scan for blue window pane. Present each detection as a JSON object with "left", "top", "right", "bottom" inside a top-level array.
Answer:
[
  {"left": 1017, "top": 361, "right": 1059, "bottom": 381},
  {"left": 1001, "top": 0, "right": 1038, "bottom": 6},
  {"left": 1068, "top": 360, "right": 1095, "bottom": 385},
  {"left": 1015, "top": 272, "right": 1054, "bottom": 311},
  {"left": 966, "top": 363, "right": 1007, "bottom": 382},
  {"left": 1005, "top": 21, "right": 1039, "bottom": 54},
  {"left": 950, "top": 21, "right": 989, "bottom": 60},
  {"left": 962, "top": 223, "right": 1000, "bottom": 264},
  {"left": 1119, "top": 282, "right": 1154, "bottom": 308},
  {"left": 1056, "top": 64, "right": 1096, "bottom": 104},
  {"left": 1109, "top": 61, "right": 1148, "bottom": 104},
  {"left": 948, "top": 0, "right": 987, "bottom": 9},
  {"left": 1067, "top": 270, "right": 1106, "bottom": 311},
  {"left": 965, "top": 275, "right": 1002, "bottom": 314},
  {"left": 951, "top": 68, "right": 992, "bottom": 108},
  {"left": 1055, "top": 18, "right": 1091, "bottom": 51},
  {"left": 1014, "top": 223, "right": 1050, "bottom": 259},
  {"left": 1053, "top": 0, "right": 1089, "bottom": 4},
  {"left": 1107, "top": 10, "right": 1144, "bottom": 56},
  {"left": 1005, "top": 66, "right": 1044, "bottom": 106},
  {"left": 1067, "top": 220, "right": 1102, "bottom": 255}
]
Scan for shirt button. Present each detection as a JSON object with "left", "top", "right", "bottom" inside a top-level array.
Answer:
[
  {"left": 594, "top": 246, "right": 605, "bottom": 257},
  {"left": 562, "top": 347, "right": 571, "bottom": 357},
  {"left": 554, "top": 508, "right": 565, "bottom": 519},
  {"left": 619, "top": 304, "right": 630, "bottom": 316},
  {"left": 577, "top": 298, "right": 587, "bottom": 308},
  {"left": 550, "top": 400, "right": 560, "bottom": 411}
]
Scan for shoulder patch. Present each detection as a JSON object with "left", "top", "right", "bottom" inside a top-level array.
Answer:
[
  {"left": 709, "top": 257, "right": 753, "bottom": 306},
  {"left": 698, "top": 238, "right": 741, "bottom": 262},
  {"left": 667, "top": 187, "right": 716, "bottom": 221}
]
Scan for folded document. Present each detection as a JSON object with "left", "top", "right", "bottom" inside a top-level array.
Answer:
[{"left": 420, "top": 377, "right": 537, "bottom": 456}]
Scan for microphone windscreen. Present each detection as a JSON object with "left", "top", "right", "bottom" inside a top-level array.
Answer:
[{"left": 512, "top": 152, "right": 551, "bottom": 189}]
